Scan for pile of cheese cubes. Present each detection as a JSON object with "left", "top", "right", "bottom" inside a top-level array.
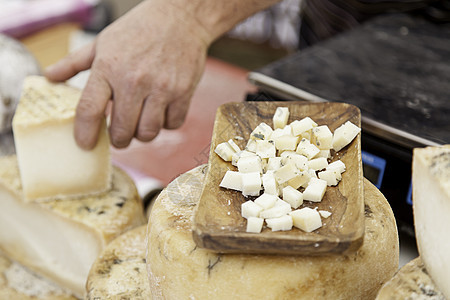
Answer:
[{"left": 215, "top": 107, "right": 361, "bottom": 233}]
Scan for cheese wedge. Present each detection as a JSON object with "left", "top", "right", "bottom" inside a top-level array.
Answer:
[
  {"left": 413, "top": 145, "right": 450, "bottom": 299},
  {"left": 86, "top": 226, "right": 151, "bottom": 300},
  {"left": 12, "top": 76, "right": 111, "bottom": 201},
  {"left": 147, "top": 165, "right": 399, "bottom": 299},
  {"left": 0, "top": 155, "right": 146, "bottom": 298}
]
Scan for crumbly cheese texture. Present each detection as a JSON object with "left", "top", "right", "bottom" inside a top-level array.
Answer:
[
  {"left": 376, "top": 256, "right": 446, "bottom": 300},
  {"left": 12, "top": 76, "right": 111, "bottom": 201},
  {"left": 0, "top": 155, "right": 146, "bottom": 298},
  {"left": 147, "top": 165, "right": 399, "bottom": 299},
  {"left": 86, "top": 226, "right": 151, "bottom": 300},
  {"left": 413, "top": 145, "right": 450, "bottom": 299}
]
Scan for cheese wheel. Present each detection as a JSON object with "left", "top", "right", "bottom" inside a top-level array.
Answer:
[
  {"left": 147, "top": 165, "right": 399, "bottom": 299},
  {"left": 0, "top": 155, "right": 146, "bottom": 298},
  {"left": 376, "top": 256, "right": 445, "bottom": 299},
  {"left": 0, "top": 251, "right": 77, "bottom": 300},
  {"left": 413, "top": 145, "right": 450, "bottom": 299},
  {"left": 86, "top": 225, "right": 151, "bottom": 299}
]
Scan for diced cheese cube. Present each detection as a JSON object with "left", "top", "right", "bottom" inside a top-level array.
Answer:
[
  {"left": 246, "top": 138, "right": 257, "bottom": 153},
  {"left": 231, "top": 150, "right": 256, "bottom": 167},
  {"left": 301, "top": 130, "right": 312, "bottom": 141},
  {"left": 219, "top": 170, "right": 243, "bottom": 191},
  {"left": 327, "top": 160, "right": 346, "bottom": 173},
  {"left": 318, "top": 169, "right": 340, "bottom": 186},
  {"left": 255, "top": 140, "right": 276, "bottom": 158},
  {"left": 241, "top": 200, "right": 263, "bottom": 219},
  {"left": 227, "top": 139, "right": 241, "bottom": 153},
  {"left": 314, "top": 149, "right": 331, "bottom": 159},
  {"left": 332, "top": 121, "right": 361, "bottom": 152},
  {"left": 308, "top": 168, "right": 318, "bottom": 180},
  {"left": 290, "top": 117, "right": 317, "bottom": 136},
  {"left": 273, "top": 107, "right": 290, "bottom": 129},
  {"left": 265, "top": 215, "right": 293, "bottom": 231},
  {"left": 280, "top": 151, "right": 308, "bottom": 171},
  {"left": 246, "top": 217, "right": 264, "bottom": 233},
  {"left": 274, "top": 163, "right": 300, "bottom": 184},
  {"left": 290, "top": 207, "right": 322, "bottom": 232},
  {"left": 311, "top": 125, "right": 333, "bottom": 150},
  {"left": 307, "top": 157, "right": 328, "bottom": 171},
  {"left": 259, "top": 199, "right": 292, "bottom": 219},
  {"left": 250, "top": 122, "right": 273, "bottom": 141},
  {"left": 266, "top": 157, "right": 283, "bottom": 171},
  {"left": 319, "top": 210, "right": 332, "bottom": 218},
  {"left": 269, "top": 128, "right": 285, "bottom": 141},
  {"left": 215, "top": 142, "right": 236, "bottom": 162},
  {"left": 303, "top": 178, "right": 327, "bottom": 202},
  {"left": 287, "top": 170, "right": 311, "bottom": 189},
  {"left": 237, "top": 155, "right": 263, "bottom": 174},
  {"left": 274, "top": 135, "right": 299, "bottom": 151},
  {"left": 262, "top": 171, "right": 278, "bottom": 195},
  {"left": 241, "top": 172, "right": 262, "bottom": 197},
  {"left": 296, "top": 138, "right": 320, "bottom": 159},
  {"left": 12, "top": 76, "right": 111, "bottom": 201},
  {"left": 254, "top": 192, "right": 278, "bottom": 209},
  {"left": 282, "top": 186, "right": 303, "bottom": 209}
]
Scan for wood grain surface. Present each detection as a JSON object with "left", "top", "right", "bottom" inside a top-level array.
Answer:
[{"left": 192, "top": 101, "right": 364, "bottom": 255}]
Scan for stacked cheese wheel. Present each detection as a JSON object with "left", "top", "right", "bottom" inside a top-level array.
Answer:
[
  {"left": 0, "top": 76, "right": 146, "bottom": 298},
  {"left": 146, "top": 165, "right": 399, "bottom": 299}
]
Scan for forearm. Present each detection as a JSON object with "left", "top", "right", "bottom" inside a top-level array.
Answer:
[{"left": 153, "top": 0, "right": 283, "bottom": 45}]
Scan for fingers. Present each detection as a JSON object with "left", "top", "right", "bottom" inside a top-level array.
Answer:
[
  {"left": 45, "top": 42, "right": 96, "bottom": 82},
  {"left": 164, "top": 96, "right": 190, "bottom": 129},
  {"left": 74, "top": 71, "right": 111, "bottom": 150}
]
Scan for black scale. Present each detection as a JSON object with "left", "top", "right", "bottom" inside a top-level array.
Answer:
[{"left": 247, "top": 13, "right": 450, "bottom": 236}]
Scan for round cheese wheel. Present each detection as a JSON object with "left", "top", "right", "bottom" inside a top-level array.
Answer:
[
  {"left": 0, "top": 251, "right": 77, "bottom": 300},
  {"left": 376, "top": 256, "right": 445, "bottom": 299},
  {"left": 86, "top": 225, "right": 151, "bottom": 299},
  {"left": 147, "top": 165, "right": 399, "bottom": 299}
]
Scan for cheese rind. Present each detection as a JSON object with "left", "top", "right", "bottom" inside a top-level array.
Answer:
[
  {"left": 0, "top": 155, "right": 145, "bottom": 297},
  {"left": 147, "top": 166, "right": 399, "bottom": 299},
  {"left": 12, "top": 76, "right": 111, "bottom": 201},
  {"left": 413, "top": 145, "right": 450, "bottom": 299}
]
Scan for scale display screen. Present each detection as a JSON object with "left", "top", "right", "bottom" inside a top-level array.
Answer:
[{"left": 361, "top": 151, "right": 386, "bottom": 189}]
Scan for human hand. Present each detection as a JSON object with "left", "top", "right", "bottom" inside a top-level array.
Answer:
[{"left": 45, "top": 0, "right": 209, "bottom": 149}]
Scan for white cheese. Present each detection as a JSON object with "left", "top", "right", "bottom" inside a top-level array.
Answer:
[
  {"left": 273, "top": 107, "right": 290, "bottom": 129},
  {"left": 296, "top": 138, "right": 320, "bottom": 159},
  {"left": 265, "top": 215, "right": 293, "bottom": 231},
  {"left": 12, "top": 76, "right": 111, "bottom": 202},
  {"left": 307, "top": 157, "right": 328, "bottom": 171},
  {"left": 227, "top": 138, "right": 241, "bottom": 153},
  {"left": 332, "top": 121, "right": 361, "bottom": 152},
  {"left": 232, "top": 150, "right": 256, "bottom": 167},
  {"left": 215, "top": 142, "right": 236, "bottom": 162},
  {"left": 287, "top": 170, "right": 310, "bottom": 189},
  {"left": 241, "top": 172, "right": 262, "bottom": 197},
  {"left": 0, "top": 155, "right": 145, "bottom": 298},
  {"left": 259, "top": 199, "right": 292, "bottom": 219},
  {"left": 280, "top": 151, "right": 308, "bottom": 171},
  {"left": 241, "top": 200, "right": 263, "bottom": 219},
  {"left": 274, "top": 163, "right": 299, "bottom": 184},
  {"left": 282, "top": 186, "right": 303, "bottom": 209},
  {"left": 266, "top": 157, "right": 283, "bottom": 171},
  {"left": 311, "top": 125, "right": 333, "bottom": 150},
  {"left": 246, "top": 217, "right": 264, "bottom": 233},
  {"left": 319, "top": 210, "right": 332, "bottom": 218},
  {"left": 219, "top": 170, "right": 242, "bottom": 191},
  {"left": 274, "top": 135, "right": 299, "bottom": 151},
  {"left": 245, "top": 138, "right": 257, "bottom": 152},
  {"left": 255, "top": 140, "right": 276, "bottom": 158},
  {"left": 254, "top": 193, "right": 278, "bottom": 210},
  {"left": 318, "top": 169, "right": 340, "bottom": 186},
  {"left": 303, "top": 178, "right": 327, "bottom": 202},
  {"left": 290, "top": 117, "right": 317, "bottom": 136},
  {"left": 413, "top": 145, "right": 450, "bottom": 299},
  {"left": 261, "top": 172, "right": 278, "bottom": 196},
  {"left": 290, "top": 207, "right": 322, "bottom": 232},
  {"left": 237, "top": 155, "right": 263, "bottom": 174},
  {"left": 250, "top": 122, "right": 273, "bottom": 141}
]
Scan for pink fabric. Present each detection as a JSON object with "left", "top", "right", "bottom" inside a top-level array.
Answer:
[{"left": 0, "top": 0, "right": 95, "bottom": 38}]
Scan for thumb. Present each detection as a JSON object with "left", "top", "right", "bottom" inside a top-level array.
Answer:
[{"left": 44, "top": 42, "right": 96, "bottom": 82}]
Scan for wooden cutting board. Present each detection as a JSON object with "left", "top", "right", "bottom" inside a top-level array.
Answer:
[{"left": 192, "top": 101, "right": 364, "bottom": 255}]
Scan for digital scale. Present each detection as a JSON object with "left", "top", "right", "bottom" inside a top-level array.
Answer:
[{"left": 247, "top": 13, "right": 450, "bottom": 235}]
